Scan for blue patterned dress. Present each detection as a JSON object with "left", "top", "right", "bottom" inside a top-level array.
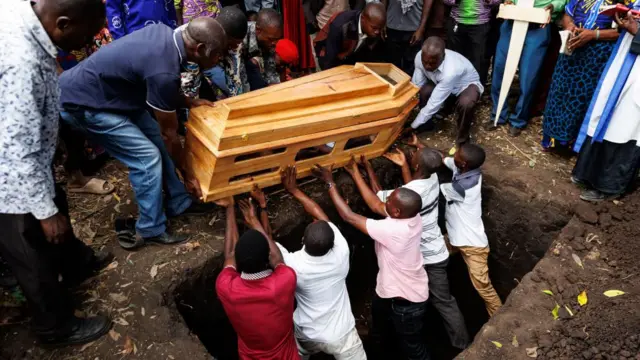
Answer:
[{"left": 541, "top": 0, "right": 630, "bottom": 150}]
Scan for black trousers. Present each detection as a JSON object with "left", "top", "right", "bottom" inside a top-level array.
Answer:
[
  {"left": 446, "top": 19, "right": 491, "bottom": 85},
  {"left": 419, "top": 82, "right": 480, "bottom": 145},
  {"left": 386, "top": 28, "right": 422, "bottom": 76},
  {"left": 59, "top": 120, "right": 86, "bottom": 174},
  {"left": 0, "top": 185, "right": 95, "bottom": 332},
  {"left": 424, "top": 259, "right": 469, "bottom": 349},
  {"left": 371, "top": 295, "right": 430, "bottom": 360}
]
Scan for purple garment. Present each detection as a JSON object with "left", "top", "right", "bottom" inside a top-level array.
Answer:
[{"left": 178, "top": 0, "right": 220, "bottom": 23}]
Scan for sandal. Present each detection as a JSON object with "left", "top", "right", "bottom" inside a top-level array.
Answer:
[{"left": 68, "top": 178, "right": 115, "bottom": 195}]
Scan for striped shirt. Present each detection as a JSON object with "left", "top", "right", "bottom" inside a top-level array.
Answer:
[
  {"left": 377, "top": 174, "right": 449, "bottom": 265},
  {"left": 443, "top": 0, "right": 500, "bottom": 25}
]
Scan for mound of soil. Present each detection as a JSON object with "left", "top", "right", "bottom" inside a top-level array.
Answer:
[{"left": 459, "top": 195, "right": 640, "bottom": 360}]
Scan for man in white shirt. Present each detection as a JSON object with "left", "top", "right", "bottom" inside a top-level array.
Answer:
[
  {"left": 411, "top": 36, "right": 483, "bottom": 146},
  {"left": 369, "top": 143, "right": 469, "bottom": 350},
  {"left": 440, "top": 143, "right": 502, "bottom": 317},
  {"left": 278, "top": 166, "right": 366, "bottom": 360}
]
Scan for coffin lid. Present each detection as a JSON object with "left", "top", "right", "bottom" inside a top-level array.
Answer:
[{"left": 188, "top": 63, "right": 418, "bottom": 154}]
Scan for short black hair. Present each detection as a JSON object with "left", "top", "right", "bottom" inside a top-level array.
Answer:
[
  {"left": 460, "top": 143, "right": 486, "bottom": 170},
  {"left": 303, "top": 221, "right": 335, "bottom": 257},
  {"left": 394, "top": 188, "right": 422, "bottom": 218},
  {"left": 217, "top": 6, "right": 248, "bottom": 40},
  {"left": 50, "top": 0, "right": 105, "bottom": 19},
  {"left": 256, "top": 8, "right": 282, "bottom": 30},
  {"left": 422, "top": 36, "right": 445, "bottom": 57},
  {"left": 417, "top": 148, "right": 442, "bottom": 175},
  {"left": 235, "top": 229, "right": 270, "bottom": 274}
]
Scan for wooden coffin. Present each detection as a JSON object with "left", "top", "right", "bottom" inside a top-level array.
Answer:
[{"left": 184, "top": 62, "right": 419, "bottom": 202}]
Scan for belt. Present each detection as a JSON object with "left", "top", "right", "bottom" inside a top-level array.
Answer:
[{"left": 391, "top": 297, "right": 414, "bottom": 306}]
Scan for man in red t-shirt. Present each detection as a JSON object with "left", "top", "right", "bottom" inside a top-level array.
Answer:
[{"left": 215, "top": 195, "right": 299, "bottom": 360}]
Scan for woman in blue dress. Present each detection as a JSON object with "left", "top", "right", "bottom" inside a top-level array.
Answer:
[{"left": 541, "top": 0, "right": 628, "bottom": 151}]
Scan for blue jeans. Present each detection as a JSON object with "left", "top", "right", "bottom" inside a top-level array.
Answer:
[
  {"left": 60, "top": 108, "right": 192, "bottom": 238},
  {"left": 491, "top": 21, "right": 551, "bottom": 128},
  {"left": 371, "top": 295, "right": 430, "bottom": 360}
]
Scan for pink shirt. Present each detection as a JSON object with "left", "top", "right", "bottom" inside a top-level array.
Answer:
[{"left": 366, "top": 216, "right": 429, "bottom": 303}]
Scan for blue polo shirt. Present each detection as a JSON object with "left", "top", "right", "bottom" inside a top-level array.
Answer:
[{"left": 59, "top": 24, "right": 185, "bottom": 113}]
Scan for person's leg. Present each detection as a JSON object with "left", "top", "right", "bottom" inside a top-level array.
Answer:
[
  {"left": 370, "top": 294, "right": 394, "bottom": 356},
  {"left": 420, "top": 83, "right": 436, "bottom": 108},
  {"left": 69, "top": 109, "right": 168, "bottom": 238},
  {"left": 490, "top": 21, "right": 512, "bottom": 124},
  {"left": 131, "top": 111, "right": 192, "bottom": 217},
  {"left": 455, "top": 84, "right": 481, "bottom": 145},
  {"left": 468, "top": 23, "right": 491, "bottom": 85},
  {"left": 446, "top": 17, "right": 463, "bottom": 55},
  {"left": 386, "top": 28, "right": 405, "bottom": 73},
  {"left": 390, "top": 299, "right": 430, "bottom": 360},
  {"left": 458, "top": 246, "right": 502, "bottom": 316},
  {"left": 510, "top": 26, "right": 551, "bottom": 129},
  {"left": 425, "top": 260, "right": 470, "bottom": 349},
  {"left": 333, "top": 327, "right": 367, "bottom": 360}
]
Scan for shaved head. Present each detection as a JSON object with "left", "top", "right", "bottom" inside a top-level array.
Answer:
[
  {"left": 421, "top": 36, "right": 445, "bottom": 72},
  {"left": 184, "top": 17, "right": 227, "bottom": 69},
  {"left": 414, "top": 148, "right": 443, "bottom": 176},
  {"left": 255, "top": 8, "right": 283, "bottom": 50},
  {"left": 387, "top": 188, "right": 422, "bottom": 219},
  {"left": 34, "top": 0, "right": 105, "bottom": 51},
  {"left": 361, "top": 2, "right": 386, "bottom": 38},
  {"left": 257, "top": 8, "right": 283, "bottom": 31}
]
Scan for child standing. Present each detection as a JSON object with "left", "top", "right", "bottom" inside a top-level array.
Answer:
[{"left": 441, "top": 143, "right": 502, "bottom": 316}]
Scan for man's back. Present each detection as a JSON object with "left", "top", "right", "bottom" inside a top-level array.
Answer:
[
  {"left": 215, "top": 264, "right": 299, "bottom": 360},
  {"left": 59, "top": 24, "right": 182, "bottom": 113},
  {"left": 277, "top": 223, "right": 355, "bottom": 343}
]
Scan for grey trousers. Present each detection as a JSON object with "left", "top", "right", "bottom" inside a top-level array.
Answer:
[{"left": 425, "top": 258, "right": 470, "bottom": 349}]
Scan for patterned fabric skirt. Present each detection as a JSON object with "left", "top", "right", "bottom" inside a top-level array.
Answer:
[{"left": 541, "top": 40, "right": 615, "bottom": 150}]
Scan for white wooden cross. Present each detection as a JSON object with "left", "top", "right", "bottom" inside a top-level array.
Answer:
[{"left": 493, "top": 1, "right": 552, "bottom": 125}]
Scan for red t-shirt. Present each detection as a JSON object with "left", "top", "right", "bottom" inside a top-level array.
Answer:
[{"left": 215, "top": 264, "right": 299, "bottom": 360}]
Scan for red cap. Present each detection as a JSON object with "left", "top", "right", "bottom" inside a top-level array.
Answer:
[{"left": 275, "top": 39, "right": 299, "bottom": 65}]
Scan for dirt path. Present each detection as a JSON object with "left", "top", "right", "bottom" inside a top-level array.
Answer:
[{"left": 1, "top": 100, "right": 629, "bottom": 360}]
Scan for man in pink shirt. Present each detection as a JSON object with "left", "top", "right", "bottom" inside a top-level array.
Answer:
[{"left": 312, "top": 163, "right": 430, "bottom": 360}]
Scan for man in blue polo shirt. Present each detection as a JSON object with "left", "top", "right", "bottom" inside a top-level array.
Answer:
[{"left": 59, "top": 18, "right": 227, "bottom": 249}]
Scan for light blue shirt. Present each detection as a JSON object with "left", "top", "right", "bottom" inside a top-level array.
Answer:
[{"left": 411, "top": 49, "right": 484, "bottom": 129}]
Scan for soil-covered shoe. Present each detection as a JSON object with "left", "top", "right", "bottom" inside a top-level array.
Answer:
[
  {"left": 37, "top": 315, "right": 111, "bottom": 347},
  {"left": 483, "top": 121, "right": 501, "bottom": 132},
  {"left": 580, "top": 189, "right": 619, "bottom": 202},
  {"left": 144, "top": 232, "right": 189, "bottom": 245},
  {"left": 508, "top": 125, "right": 523, "bottom": 137}
]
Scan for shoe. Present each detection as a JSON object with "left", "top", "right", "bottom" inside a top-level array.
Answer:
[
  {"left": 171, "top": 201, "right": 217, "bottom": 217},
  {"left": 579, "top": 189, "right": 619, "bottom": 202},
  {"left": 144, "top": 232, "right": 189, "bottom": 245},
  {"left": 570, "top": 176, "right": 585, "bottom": 187},
  {"left": 65, "top": 251, "right": 115, "bottom": 287},
  {"left": 37, "top": 315, "right": 111, "bottom": 347},
  {"left": 508, "top": 126, "right": 522, "bottom": 137},
  {"left": 483, "top": 121, "right": 500, "bottom": 132}
]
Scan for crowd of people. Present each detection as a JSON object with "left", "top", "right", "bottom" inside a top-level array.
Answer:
[{"left": 1, "top": 0, "right": 640, "bottom": 356}]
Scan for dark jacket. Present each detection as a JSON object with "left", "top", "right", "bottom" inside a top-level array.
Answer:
[{"left": 314, "top": 10, "right": 382, "bottom": 70}]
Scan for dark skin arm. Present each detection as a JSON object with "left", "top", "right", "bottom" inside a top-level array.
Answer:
[
  {"left": 250, "top": 185, "right": 272, "bottom": 239},
  {"left": 312, "top": 164, "right": 370, "bottom": 235},
  {"left": 216, "top": 197, "right": 238, "bottom": 268},
  {"left": 383, "top": 149, "right": 412, "bottom": 184},
  {"left": 411, "top": 0, "right": 433, "bottom": 45},
  {"left": 343, "top": 158, "right": 387, "bottom": 217},
  {"left": 360, "top": 155, "right": 383, "bottom": 194},
  {"left": 281, "top": 165, "right": 330, "bottom": 221},
  {"left": 239, "top": 199, "right": 285, "bottom": 268}
]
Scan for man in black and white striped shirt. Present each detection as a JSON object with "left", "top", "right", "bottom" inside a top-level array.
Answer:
[{"left": 374, "top": 140, "right": 470, "bottom": 350}]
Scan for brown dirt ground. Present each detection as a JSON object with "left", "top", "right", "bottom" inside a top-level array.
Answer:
[{"left": 2, "top": 96, "right": 633, "bottom": 360}]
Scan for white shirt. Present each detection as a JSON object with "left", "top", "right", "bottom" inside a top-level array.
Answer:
[
  {"left": 0, "top": 0, "right": 60, "bottom": 220},
  {"left": 377, "top": 175, "right": 449, "bottom": 265},
  {"left": 440, "top": 157, "right": 488, "bottom": 248},
  {"left": 356, "top": 15, "right": 367, "bottom": 51},
  {"left": 276, "top": 223, "right": 355, "bottom": 343},
  {"left": 411, "top": 49, "right": 484, "bottom": 129}
]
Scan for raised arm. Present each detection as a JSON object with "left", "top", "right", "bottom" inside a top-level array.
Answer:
[
  {"left": 312, "top": 164, "right": 370, "bottom": 234},
  {"left": 250, "top": 185, "right": 273, "bottom": 239},
  {"left": 360, "top": 155, "right": 383, "bottom": 194},
  {"left": 281, "top": 165, "right": 329, "bottom": 221},
  {"left": 344, "top": 157, "right": 387, "bottom": 217},
  {"left": 216, "top": 197, "right": 239, "bottom": 268},
  {"left": 383, "top": 149, "right": 413, "bottom": 184},
  {"left": 239, "top": 198, "right": 285, "bottom": 268}
]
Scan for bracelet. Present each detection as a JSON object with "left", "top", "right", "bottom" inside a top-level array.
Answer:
[{"left": 596, "top": 29, "right": 600, "bottom": 40}]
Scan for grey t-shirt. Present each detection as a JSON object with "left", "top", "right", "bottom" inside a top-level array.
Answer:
[{"left": 387, "top": 0, "right": 423, "bottom": 32}]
